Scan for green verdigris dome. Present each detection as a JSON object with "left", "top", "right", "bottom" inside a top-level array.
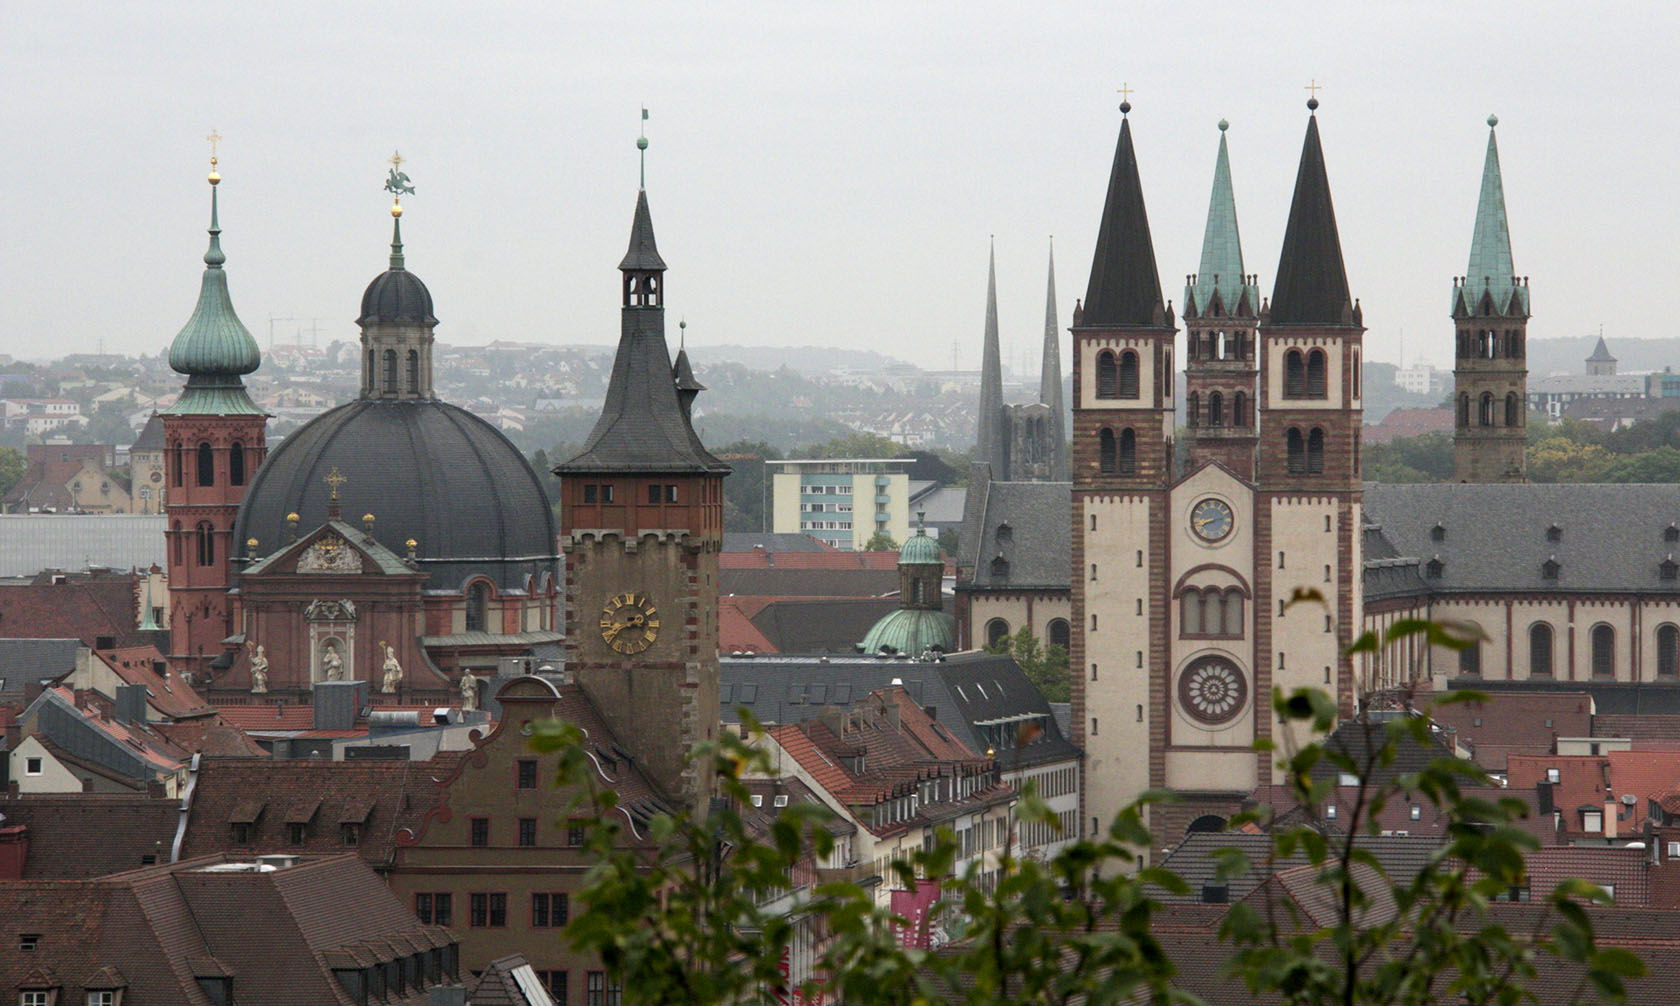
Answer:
[
  {"left": 859, "top": 608, "right": 956, "bottom": 657},
  {"left": 164, "top": 180, "right": 263, "bottom": 417},
  {"left": 899, "top": 527, "right": 942, "bottom": 564}
]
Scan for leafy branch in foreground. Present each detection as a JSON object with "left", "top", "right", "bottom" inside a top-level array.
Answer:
[{"left": 526, "top": 613, "right": 1642, "bottom": 1004}]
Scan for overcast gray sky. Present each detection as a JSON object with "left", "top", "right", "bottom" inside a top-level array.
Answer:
[{"left": 3, "top": 1, "right": 1675, "bottom": 374}]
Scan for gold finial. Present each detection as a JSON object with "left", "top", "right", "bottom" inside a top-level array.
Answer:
[
  {"left": 286, "top": 512, "right": 300, "bottom": 523},
  {"left": 206, "top": 128, "right": 222, "bottom": 184},
  {"left": 325, "top": 467, "right": 348, "bottom": 500},
  {"left": 246, "top": 537, "right": 259, "bottom": 549},
  {"left": 1116, "top": 82, "right": 1133, "bottom": 114},
  {"left": 405, "top": 538, "right": 418, "bottom": 550}
]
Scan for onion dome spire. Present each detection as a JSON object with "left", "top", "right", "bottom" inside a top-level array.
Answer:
[
  {"left": 164, "top": 139, "right": 263, "bottom": 416},
  {"left": 1269, "top": 98, "right": 1356, "bottom": 327}
]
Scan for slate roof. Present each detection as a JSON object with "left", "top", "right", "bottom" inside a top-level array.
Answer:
[
  {"left": 1153, "top": 831, "right": 1444, "bottom": 906},
  {"left": 1588, "top": 335, "right": 1617, "bottom": 363},
  {"left": 1455, "top": 678, "right": 1680, "bottom": 715},
  {"left": 180, "top": 755, "right": 461, "bottom": 868},
  {"left": 722, "top": 568, "right": 900, "bottom": 598},
  {"left": 233, "top": 399, "right": 557, "bottom": 591},
  {"left": 1267, "top": 112, "right": 1356, "bottom": 327},
  {"left": 1425, "top": 690, "right": 1593, "bottom": 772},
  {"left": 130, "top": 414, "right": 166, "bottom": 452},
  {"left": 722, "top": 532, "right": 833, "bottom": 553},
  {"left": 958, "top": 472, "right": 1072, "bottom": 591},
  {"left": 721, "top": 650, "right": 1079, "bottom": 772},
  {"left": 557, "top": 190, "right": 727, "bottom": 477},
  {"left": 0, "top": 516, "right": 165, "bottom": 577},
  {"left": 0, "top": 794, "right": 178, "bottom": 877},
  {"left": 0, "top": 638, "right": 82, "bottom": 696},
  {"left": 1080, "top": 116, "right": 1167, "bottom": 327},
  {"left": 751, "top": 598, "right": 899, "bottom": 653},
  {"left": 467, "top": 954, "right": 553, "bottom": 1005},
  {"left": 358, "top": 232, "right": 438, "bottom": 325},
  {"left": 1364, "top": 482, "right": 1680, "bottom": 593}
]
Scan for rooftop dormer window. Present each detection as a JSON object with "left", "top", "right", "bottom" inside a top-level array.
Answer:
[
  {"left": 1547, "top": 524, "right": 1562, "bottom": 542},
  {"left": 1431, "top": 523, "right": 1446, "bottom": 542}
]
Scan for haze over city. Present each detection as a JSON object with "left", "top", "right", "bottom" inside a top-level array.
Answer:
[{"left": 5, "top": 1, "right": 1675, "bottom": 371}]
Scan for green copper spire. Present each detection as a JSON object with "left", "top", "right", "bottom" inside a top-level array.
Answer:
[
  {"left": 164, "top": 160, "right": 263, "bottom": 416},
  {"left": 1185, "top": 121, "right": 1259, "bottom": 318},
  {"left": 1456, "top": 115, "right": 1528, "bottom": 318}
]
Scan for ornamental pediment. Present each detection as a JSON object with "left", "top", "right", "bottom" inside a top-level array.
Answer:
[
  {"left": 304, "top": 598, "right": 358, "bottom": 622},
  {"left": 297, "top": 532, "right": 363, "bottom": 573}
]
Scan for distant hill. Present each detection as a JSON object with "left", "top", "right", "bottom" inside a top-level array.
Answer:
[{"left": 1529, "top": 337, "right": 1680, "bottom": 377}]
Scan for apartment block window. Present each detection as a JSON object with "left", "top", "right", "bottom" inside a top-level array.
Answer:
[
  {"left": 518, "top": 818, "right": 537, "bottom": 847},
  {"left": 567, "top": 821, "right": 587, "bottom": 847},
  {"left": 517, "top": 759, "right": 538, "bottom": 789},
  {"left": 415, "top": 892, "right": 453, "bottom": 927},
  {"left": 536, "top": 972, "right": 569, "bottom": 1003},
  {"left": 470, "top": 818, "right": 490, "bottom": 847},
  {"left": 532, "top": 892, "right": 570, "bottom": 928},
  {"left": 1583, "top": 811, "right": 1603, "bottom": 833},
  {"left": 469, "top": 892, "right": 507, "bottom": 927}
]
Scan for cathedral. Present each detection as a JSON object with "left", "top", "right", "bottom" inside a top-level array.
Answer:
[
  {"left": 975, "top": 242, "right": 1068, "bottom": 484},
  {"left": 953, "top": 98, "right": 1680, "bottom": 847}
]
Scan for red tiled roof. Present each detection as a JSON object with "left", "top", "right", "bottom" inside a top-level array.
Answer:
[
  {"left": 211, "top": 703, "right": 318, "bottom": 731},
  {"left": 1361, "top": 407, "right": 1455, "bottom": 444},
  {"left": 1427, "top": 691, "right": 1592, "bottom": 772},
  {"left": 0, "top": 794, "right": 178, "bottom": 878},
  {"left": 0, "top": 574, "right": 154, "bottom": 649},
  {"left": 720, "top": 596, "right": 779, "bottom": 653},
  {"left": 95, "top": 646, "right": 214, "bottom": 719},
  {"left": 720, "top": 551, "right": 904, "bottom": 570}
]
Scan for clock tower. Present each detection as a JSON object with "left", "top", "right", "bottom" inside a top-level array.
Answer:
[{"left": 555, "top": 168, "right": 730, "bottom": 817}]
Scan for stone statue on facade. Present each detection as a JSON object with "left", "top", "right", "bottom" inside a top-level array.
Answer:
[
  {"left": 380, "top": 642, "right": 402, "bottom": 694},
  {"left": 320, "top": 640, "right": 344, "bottom": 681},
  {"left": 249, "top": 644, "right": 269, "bottom": 694},
  {"left": 459, "top": 672, "right": 479, "bottom": 712}
]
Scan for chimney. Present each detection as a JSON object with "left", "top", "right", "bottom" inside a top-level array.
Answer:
[
  {"left": 427, "top": 986, "right": 467, "bottom": 1006},
  {"left": 0, "top": 824, "right": 29, "bottom": 880},
  {"left": 312, "top": 680, "right": 366, "bottom": 731},
  {"left": 115, "top": 683, "right": 148, "bottom": 725}
]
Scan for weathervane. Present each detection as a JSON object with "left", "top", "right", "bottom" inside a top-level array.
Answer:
[
  {"left": 637, "top": 106, "right": 650, "bottom": 188},
  {"left": 385, "top": 151, "right": 415, "bottom": 206}
]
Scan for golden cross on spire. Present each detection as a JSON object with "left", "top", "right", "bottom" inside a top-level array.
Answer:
[
  {"left": 206, "top": 129, "right": 221, "bottom": 166},
  {"left": 1116, "top": 82, "right": 1134, "bottom": 107},
  {"left": 1305, "top": 78, "right": 1324, "bottom": 99},
  {"left": 324, "top": 467, "right": 348, "bottom": 501},
  {"left": 390, "top": 150, "right": 404, "bottom": 170}
]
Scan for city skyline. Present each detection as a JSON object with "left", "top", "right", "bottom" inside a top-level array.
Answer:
[{"left": 3, "top": 1, "right": 1675, "bottom": 372}]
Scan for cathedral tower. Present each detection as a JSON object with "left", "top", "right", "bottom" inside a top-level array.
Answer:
[
  {"left": 555, "top": 161, "right": 730, "bottom": 817},
  {"left": 1183, "top": 121, "right": 1261, "bottom": 480},
  {"left": 1069, "top": 103, "right": 1177, "bottom": 840},
  {"left": 1451, "top": 115, "right": 1529, "bottom": 483},
  {"left": 1255, "top": 99, "right": 1364, "bottom": 737},
  {"left": 162, "top": 154, "right": 268, "bottom": 680}
]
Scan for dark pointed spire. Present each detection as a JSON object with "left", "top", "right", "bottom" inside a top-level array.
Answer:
[
  {"left": 977, "top": 240, "right": 1005, "bottom": 472},
  {"left": 619, "top": 189, "right": 666, "bottom": 271},
  {"left": 1268, "top": 106, "right": 1355, "bottom": 326},
  {"left": 1040, "top": 239, "right": 1068, "bottom": 481},
  {"left": 1081, "top": 115, "right": 1166, "bottom": 327},
  {"left": 673, "top": 320, "right": 705, "bottom": 422}
]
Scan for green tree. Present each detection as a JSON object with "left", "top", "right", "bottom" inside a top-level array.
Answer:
[
  {"left": 0, "top": 447, "right": 26, "bottom": 499},
  {"left": 984, "top": 626, "right": 1069, "bottom": 703},
  {"left": 714, "top": 440, "right": 782, "bottom": 533},
  {"left": 1529, "top": 437, "right": 1614, "bottom": 483},
  {"left": 862, "top": 531, "right": 899, "bottom": 551},
  {"left": 1602, "top": 446, "right": 1680, "bottom": 483},
  {"left": 530, "top": 616, "right": 1643, "bottom": 1005},
  {"left": 804, "top": 431, "right": 906, "bottom": 460}
]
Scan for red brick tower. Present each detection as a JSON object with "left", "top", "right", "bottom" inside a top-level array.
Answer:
[{"left": 161, "top": 155, "right": 268, "bottom": 680}]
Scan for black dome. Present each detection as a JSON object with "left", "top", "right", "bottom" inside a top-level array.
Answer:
[
  {"left": 359, "top": 268, "right": 437, "bottom": 325},
  {"left": 235, "top": 399, "right": 556, "bottom": 591}
]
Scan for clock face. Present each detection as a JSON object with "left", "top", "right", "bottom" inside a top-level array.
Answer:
[
  {"left": 1190, "top": 498, "right": 1234, "bottom": 542},
  {"left": 599, "top": 591, "right": 660, "bottom": 655},
  {"left": 1178, "top": 657, "right": 1248, "bottom": 726}
]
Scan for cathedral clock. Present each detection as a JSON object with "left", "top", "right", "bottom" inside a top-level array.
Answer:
[
  {"left": 1190, "top": 497, "right": 1234, "bottom": 542},
  {"left": 599, "top": 591, "right": 660, "bottom": 654}
]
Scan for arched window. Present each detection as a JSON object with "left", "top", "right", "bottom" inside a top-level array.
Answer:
[
  {"left": 1307, "top": 428, "right": 1326, "bottom": 475},
  {"left": 1505, "top": 392, "right": 1521, "bottom": 428},
  {"left": 1233, "top": 391, "right": 1247, "bottom": 428},
  {"left": 985, "top": 618, "right": 1010, "bottom": 647},
  {"left": 1047, "top": 619, "right": 1070, "bottom": 650},
  {"left": 229, "top": 442, "right": 245, "bottom": 487},
  {"left": 1096, "top": 351, "right": 1119, "bottom": 398},
  {"left": 196, "top": 522, "right": 215, "bottom": 567},
  {"left": 171, "top": 521, "right": 183, "bottom": 565},
  {"left": 1284, "top": 350, "right": 1306, "bottom": 398},
  {"left": 173, "top": 446, "right": 185, "bottom": 487},
  {"left": 466, "top": 582, "right": 491, "bottom": 633},
  {"left": 1458, "top": 640, "right": 1481, "bottom": 676},
  {"left": 1306, "top": 349, "right": 1328, "bottom": 398},
  {"left": 1591, "top": 624, "right": 1615, "bottom": 678},
  {"left": 196, "top": 442, "right": 214, "bottom": 487},
  {"left": 367, "top": 350, "right": 376, "bottom": 393},
  {"left": 1118, "top": 428, "right": 1136, "bottom": 475},
  {"left": 1286, "top": 428, "right": 1306, "bottom": 474},
  {"left": 1186, "top": 392, "right": 1200, "bottom": 429},
  {"left": 383, "top": 349, "right": 399, "bottom": 394},
  {"left": 1208, "top": 392, "right": 1224, "bottom": 428},
  {"left": 1180, "top": 589, "right": 1204, "bottom": 634},
  {"left": 1230, "top": 331, "right": 1245, "bottom": 361},
  {"left": 1458, "top": 393, "right": 1470, "bottom": 428},
  {"left": 1099, "top": 428, "right": 1117, "bottom": 474},
  {"left": 1479, "top": 392, "right": 1495, "bottom": 427},
  {"left": 1529, "top": 622, "right": 1554, "bottom": 678},
  {"left": 1483, "top": 330, "right": 1497, "bottom": 359},
  {"left": 1224, "top": 588, "right": 1244, "bottom": 635},
  {"left": 1660, "top": 625, "right": 1680, "bottom": 678},
  {"left": 406, "top": 350, "right": 420, "bottom": 394},
  {"left": 1118, "top": 350, "right": 1140, "bottom": 398}
]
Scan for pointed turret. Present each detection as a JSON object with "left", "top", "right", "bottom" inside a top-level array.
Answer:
[
  {"left": 1268, "top": 108, "right": 1354, "bottom": 327},
  {"left": 1185, "top": 121, "right": 1259, "bottom": 319},
  {"left": 557, "top": 187, "right": 727, "bottom": 475},
  {"left": 1082, "top": 115, "right": 1166, "bottom": 327},
  {"left": 673, "top": 322, "right": 705, "bottom": 422},
  {"left": 1454, "top": 116, "right": 1528, "bottom": 318},
  {"left": 1587, "top": 335, "right": 1617, "bottom": 376},
  {"left": 977, "top": 242, "right": 1006, "bottom": 473},
  {"left": 1040, "top": 240, "right": 1068, "bottom": 481},
  {"left": 164, "top": 169, "right": 263, "bottom": 416}
]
